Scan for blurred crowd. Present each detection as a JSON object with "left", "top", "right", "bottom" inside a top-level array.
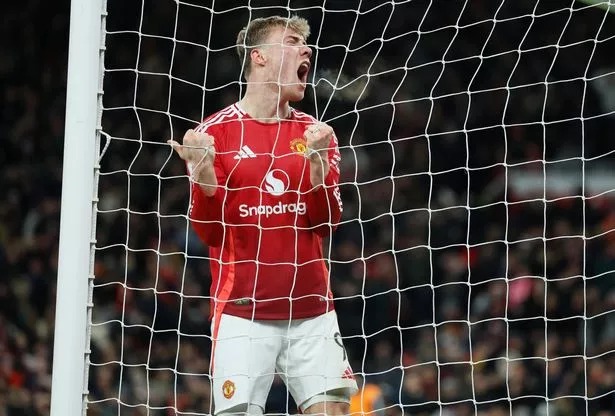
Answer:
[{"left": 3, "top": 0, "right": 615, "bottom": 415}]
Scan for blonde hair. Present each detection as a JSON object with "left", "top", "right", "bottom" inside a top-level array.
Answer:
[{"left": 236, "top": 15, "right": 310, "bottom": 78}]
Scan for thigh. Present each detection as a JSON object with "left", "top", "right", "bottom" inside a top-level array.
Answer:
[
  {"left": 277, "top": 311, "right": 358, "bottom": 410},
  {"left": 211, "top": 314, "right": 281, "bottom": 414}
]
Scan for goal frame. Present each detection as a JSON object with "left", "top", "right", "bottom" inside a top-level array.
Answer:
[
  {"left": 50, "top": 0, "right": 105, "bottom": 414},
  {"left": 49, "top": 1, "right": 615, "bottom": 415}
]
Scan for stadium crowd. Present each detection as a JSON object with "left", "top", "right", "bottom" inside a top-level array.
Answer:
[{"left": 2, "top": 0, "right": 615, "bottom": 415}]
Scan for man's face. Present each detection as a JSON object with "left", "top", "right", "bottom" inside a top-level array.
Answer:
[{"left": 259, "top": 25, "right": 312, "bottom": 102}]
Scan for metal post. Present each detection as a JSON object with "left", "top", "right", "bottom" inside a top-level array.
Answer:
[{"left": 50, "top": 0, "right": 104, "bottom": 414}]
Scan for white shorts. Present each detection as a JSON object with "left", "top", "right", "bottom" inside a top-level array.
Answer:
[{"left": 210, "top": 311, "right": 358, "bottom": 414}]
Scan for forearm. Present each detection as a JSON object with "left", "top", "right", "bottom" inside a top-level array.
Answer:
[
  {"left": 309, "top": 157, "right": 330, "bottom": 188},
  {"left": 191, "top": 162, "right": 218, "bottom": 197}
]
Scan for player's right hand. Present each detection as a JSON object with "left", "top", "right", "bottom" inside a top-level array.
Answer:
[{"left": 167, "top": 129, "right": 216, "bottom": 168}]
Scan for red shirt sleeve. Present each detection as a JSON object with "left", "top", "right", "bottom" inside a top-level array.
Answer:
[
  {"left": 305, "top": 134, "right": 343, "bottom": 237},
  {"left": 187, "top": 127, "right": 227, "bottom": 248}
]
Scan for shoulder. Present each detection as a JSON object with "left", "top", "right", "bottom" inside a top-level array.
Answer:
[
  {"left": 290, "top": 108, "right": 318, "bottom": 125},
  {"left": 195, "top": 103, "right": 243, "bottom": 134}
]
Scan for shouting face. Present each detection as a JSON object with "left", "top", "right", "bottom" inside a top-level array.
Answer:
[{"left": 255, "top": 25, "right": 313, "bottom": 102}]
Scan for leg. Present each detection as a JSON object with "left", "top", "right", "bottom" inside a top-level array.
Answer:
[
  {"left": 211, "top": 314, "right": 280, "bottom": 415},
  {"left": 303, "top": 402, "right": 349, "bottom": 415},
  {"left": 302, "top": 390, "right": 351, "bottom": 415}
]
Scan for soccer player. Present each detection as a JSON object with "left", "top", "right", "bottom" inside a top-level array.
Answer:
[{"left": 168, "top": 15, "right": 357, "bottom": 416}]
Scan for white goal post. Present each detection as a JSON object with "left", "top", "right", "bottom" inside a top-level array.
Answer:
[
  {"left": 50, "top": 0, "right": 104, "bottom": 414},
  {"left": 52, "top": 0, "right": 615, "bottom": 415}
]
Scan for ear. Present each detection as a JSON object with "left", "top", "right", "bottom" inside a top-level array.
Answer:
[{"left": 250, "top": 48, "right": 267, "bottom": 68}]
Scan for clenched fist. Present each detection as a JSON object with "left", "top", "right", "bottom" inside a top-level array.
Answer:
[
  {"left": 304, "top": 123, "right": 333, "bottom": 162},
  {"left": 168, "top": 129, "right": 218, "bottom": 196},
  {"left": 303, "top": 123, "right": 333, "bottom": 187},
  {"left": 168, "top": 129, "right": 216, "bottom": 168}
]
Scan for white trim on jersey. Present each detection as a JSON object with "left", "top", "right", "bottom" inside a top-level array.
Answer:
[
  {"left": 291, "top": 108, "right": 318, "bottom": 124},
  {"left": 330, "top": 153, "right": 341, "bottom": 173},
  {"left": 233, "top": 102, "right": 246, "bottom": 115},
  {"left": 195, "top": 105, "right": 241, "bottom": 133},
  {"left": 233, "top": 145, "right": 257, "bottom": 160}
]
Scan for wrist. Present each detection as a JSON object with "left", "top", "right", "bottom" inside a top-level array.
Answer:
[
  {"left": 306, "top": 148, "right": 328, "bottom": 162},
  {"left": 309, "top": 159, "right": 329, "bottom": 187},
  {"left": 191, "top": 162, "right": 210, "bottom": 181},
  {"left": 191, "top": 163, "right": 217, "bottom": 196},
  {"left": 198, "top": 184, "right": 217, "bottom": 197},
  {"left": 309, "top": 158, "right": 329, "bottom": 172}
]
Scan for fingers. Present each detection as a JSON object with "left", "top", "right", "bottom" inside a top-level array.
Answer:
[
  {"left": 184, "top": 129, "right": 215, "bottom": 146},
  {"left": 168, "top": 129, "right": 215, "bottom": 163},
  {"left": 304, "top": 123, "right": 333, "bottom": 139},
  {"left": 303, "top": 124, "right": 333, "bottom": 163},
  {"left": 167, "top": 139, "right": 184, "bottom": 158},
  {"left": 304, "top": 123, "right": 333, "bottom": 148},
  {"left": 306, "top": 124, "right": 321, "bottom": 135},
  {"left": 168, "top": 130, "right": 215, "bottom": 148},
  {"left": 305, "top": 123, "right": 324, "bottom": 134}
]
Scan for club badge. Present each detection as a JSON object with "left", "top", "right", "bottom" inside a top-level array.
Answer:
[
  {"left": 222, "top": 380, "right": 235, "bottom": 399},
  {"left": 290, "top": 138, "right": 308, "bottom": 155}
]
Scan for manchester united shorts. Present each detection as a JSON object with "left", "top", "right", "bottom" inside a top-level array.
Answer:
[{"left": 210, "top": 310, "right": 358, "bottom": 414}]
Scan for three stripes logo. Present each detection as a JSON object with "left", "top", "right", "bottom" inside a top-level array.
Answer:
[
  {"left": 342, "top": 367, "right": 355, "bottom": 380},
  {"left": 233, "top": 145, "right": 257, "bottom": 160}
]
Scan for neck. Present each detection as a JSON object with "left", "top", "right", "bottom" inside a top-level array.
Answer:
[{"left": 239, "top": 81, "right": 290, "bottom": 122}]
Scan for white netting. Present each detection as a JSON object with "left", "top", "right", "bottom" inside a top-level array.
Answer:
[{"left": 90, "top": 0, "right": 615, "bottom": 414}]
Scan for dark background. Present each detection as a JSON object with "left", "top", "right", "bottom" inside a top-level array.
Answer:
[{"left": 3, "top": 0, "right": 615, "bottom": 415}]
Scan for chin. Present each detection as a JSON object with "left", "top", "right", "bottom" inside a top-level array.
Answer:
[
  {"left": 289, "top": 93, "right": 305, "bottom": 103},
  {"left": 286, "top": 86, "right": 306, "bottom": 103}
]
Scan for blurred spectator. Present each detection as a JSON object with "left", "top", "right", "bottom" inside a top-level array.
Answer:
[{"left": 349, "top": 374, "right": 386, "bottom": 416}]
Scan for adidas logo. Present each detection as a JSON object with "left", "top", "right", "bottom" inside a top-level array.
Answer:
[
  {"left": 342, "top": 367, "right": 355, "bottom": 380},
  {"left": 233, "top": 145, "right": 257, "bottom": 159}
]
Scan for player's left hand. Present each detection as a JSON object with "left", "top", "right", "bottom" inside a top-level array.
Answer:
[
  {"left": 304, "top": 123, "right": 332, "bottom": 186},
  {"left": 304, "top": 123, "right": 333, "bottom": 163}
]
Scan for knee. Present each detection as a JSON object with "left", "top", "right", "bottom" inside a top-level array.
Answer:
[
  {"left": 216, "top": 403, "right": 264, "bottom": 416},
  {"left": 303, "top": 400, "right": 350, "bottom": 415},
  {"left": 329, "top": 401, "right": 350, "bottom": 415}
]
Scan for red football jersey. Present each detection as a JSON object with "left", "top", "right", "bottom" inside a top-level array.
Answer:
[{"left": 188, "top": 103, "right": 343, "bottom": 320}]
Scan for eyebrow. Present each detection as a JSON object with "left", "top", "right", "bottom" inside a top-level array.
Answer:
[{"left": 285, "top": 34, "right": 306, "bottom": 44}]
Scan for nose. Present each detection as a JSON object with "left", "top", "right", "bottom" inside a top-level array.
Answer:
[{"left": 301, "top": 44, "right": 313, "bottom": 59}]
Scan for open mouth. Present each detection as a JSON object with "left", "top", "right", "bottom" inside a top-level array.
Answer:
[{"left": 297, "top": 62, "right": 310, "bottom": 84}]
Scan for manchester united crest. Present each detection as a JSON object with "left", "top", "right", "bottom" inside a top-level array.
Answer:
[
  {"left": 290, "top": 138, "right": 308, "bottom": 155},
  {"left": 222, "top": 380, "right": 235, "bottom": 399}
]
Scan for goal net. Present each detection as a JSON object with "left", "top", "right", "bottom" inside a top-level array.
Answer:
[{"left": 85, "top": 0, "right": 615, "bottom": 415}]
